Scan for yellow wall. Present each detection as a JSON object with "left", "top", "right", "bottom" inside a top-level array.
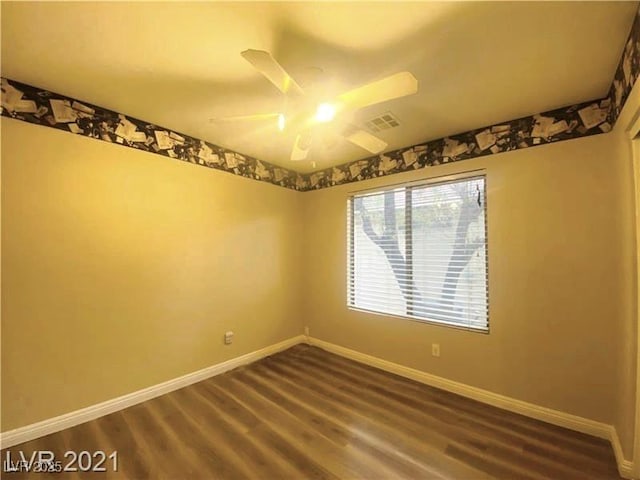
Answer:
[
  {"left": 301, "top": 132, "right": 637, "bottom": 457},
  {"left": 611, "top": 129, "right": 639, "bottom": 463},
  {"left": 2, "top": 112, "right": 638, "bottom": 462},
  {"left": 1, "top": 118, "right": 304, "bottom": 431},
  {"left": 635, "top": 139, "right": 640, "bottom": 471},
  {"left": 612, "top": 82, "right": 640, "bottom": 464},
  {"left": 634, "top": 139, "right": 640, "bottom": 472}
]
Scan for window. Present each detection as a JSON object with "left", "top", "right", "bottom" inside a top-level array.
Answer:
[{"left": 347, "top": 174, "right": 488, "bottom": 332}]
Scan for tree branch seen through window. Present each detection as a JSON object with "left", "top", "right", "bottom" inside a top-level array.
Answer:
[{"left": 348, "top": 176, "right": 488, "bottom": 331}]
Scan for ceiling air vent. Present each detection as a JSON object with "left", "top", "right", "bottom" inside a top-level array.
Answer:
[{"left": 364, "top": 112, "right": 401, "bottom": 133}]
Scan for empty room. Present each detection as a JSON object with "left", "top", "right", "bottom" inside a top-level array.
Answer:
[{"left": 2, "top": 1, "right": 640, "bottom": 479}]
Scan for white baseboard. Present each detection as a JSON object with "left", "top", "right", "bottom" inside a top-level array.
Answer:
[
  {"left": 610, "top": 427, "right": 636, "bottom": 478},
  {"left": 307, "top": 337, "right": 636, "bottom": 479},
  {"left": 2, "top": 334, "right": 635, "bottom": 478},
  {"left": 0, "top": 335, "right": 305, "bottom": 449}
]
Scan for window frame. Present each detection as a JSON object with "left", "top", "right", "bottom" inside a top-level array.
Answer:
[{"left": 346, "top": 169, "right": 490, "bottom": 333}]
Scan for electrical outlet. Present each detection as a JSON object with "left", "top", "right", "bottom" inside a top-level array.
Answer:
[
  {"left": 432, "top": 343, "right": 440, "bottom": 357},
  {"left": 304, "top": 326, "right": 310, "bottom": 336},
  {"left": 224, "top": 331, "right": 234, "bottom": 345}
]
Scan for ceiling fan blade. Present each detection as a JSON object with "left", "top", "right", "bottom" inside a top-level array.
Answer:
[
  {"left": 343, "top": 128, "right": 388, "bottom": 154},
  {"left": 337, "top": 72, "right": 418, "bottom": 110},
  {"left": 209, "top": 113, "right": 280, "bottom": 123},
  {"left": 291, "top": 133, "right": 312, "bottom": 161},
  {"left": 241, "top": 49, "right": 304, "bottom": 96}
]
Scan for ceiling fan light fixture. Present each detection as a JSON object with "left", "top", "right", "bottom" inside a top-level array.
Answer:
[
  {"left": 315, "top": 102, "right": 336, "bottom": 123},
  {"left": 227, "top": 49, "right": 418, "bottom": 162}
]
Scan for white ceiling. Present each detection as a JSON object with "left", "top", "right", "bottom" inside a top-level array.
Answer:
[{"left": 2, "top": 2, "right": 638, "bottom": 173}]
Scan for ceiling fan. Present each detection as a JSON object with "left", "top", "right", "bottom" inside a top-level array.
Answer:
[{"left": 210, "top": 49, "right": 418, "bottom": 162}]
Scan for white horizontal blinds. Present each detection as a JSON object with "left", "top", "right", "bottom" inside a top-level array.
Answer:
[
  {"left": 348, "top": 175, "right": 488, "bottom": 331},
  {"left": 349, "top": 188, "right": 407, "bottom": 317},
  {"left": 410, "top": 177, "right": 488, "bottom": 330}
]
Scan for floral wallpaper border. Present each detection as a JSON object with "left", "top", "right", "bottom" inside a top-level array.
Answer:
[
  {"left": 2, "top": 5, "right": 639, "bottom": 192},
  {"left": 0, "top": 78, "right": 307, "bottom": 191},
  {"left": 302, "top": 97, "right": 612, "bottom": 190},
  {"left": 609, "top": 3, "right": 640, "bottom": 125}
]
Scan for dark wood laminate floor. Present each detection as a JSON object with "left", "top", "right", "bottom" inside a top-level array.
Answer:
[{"left": 1, "top": 344, "right": 621, "bottom": 479}]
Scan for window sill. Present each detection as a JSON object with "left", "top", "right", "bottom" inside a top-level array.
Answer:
[{"left": 347, "top": 305, "right": 489, "bottom": 334}]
